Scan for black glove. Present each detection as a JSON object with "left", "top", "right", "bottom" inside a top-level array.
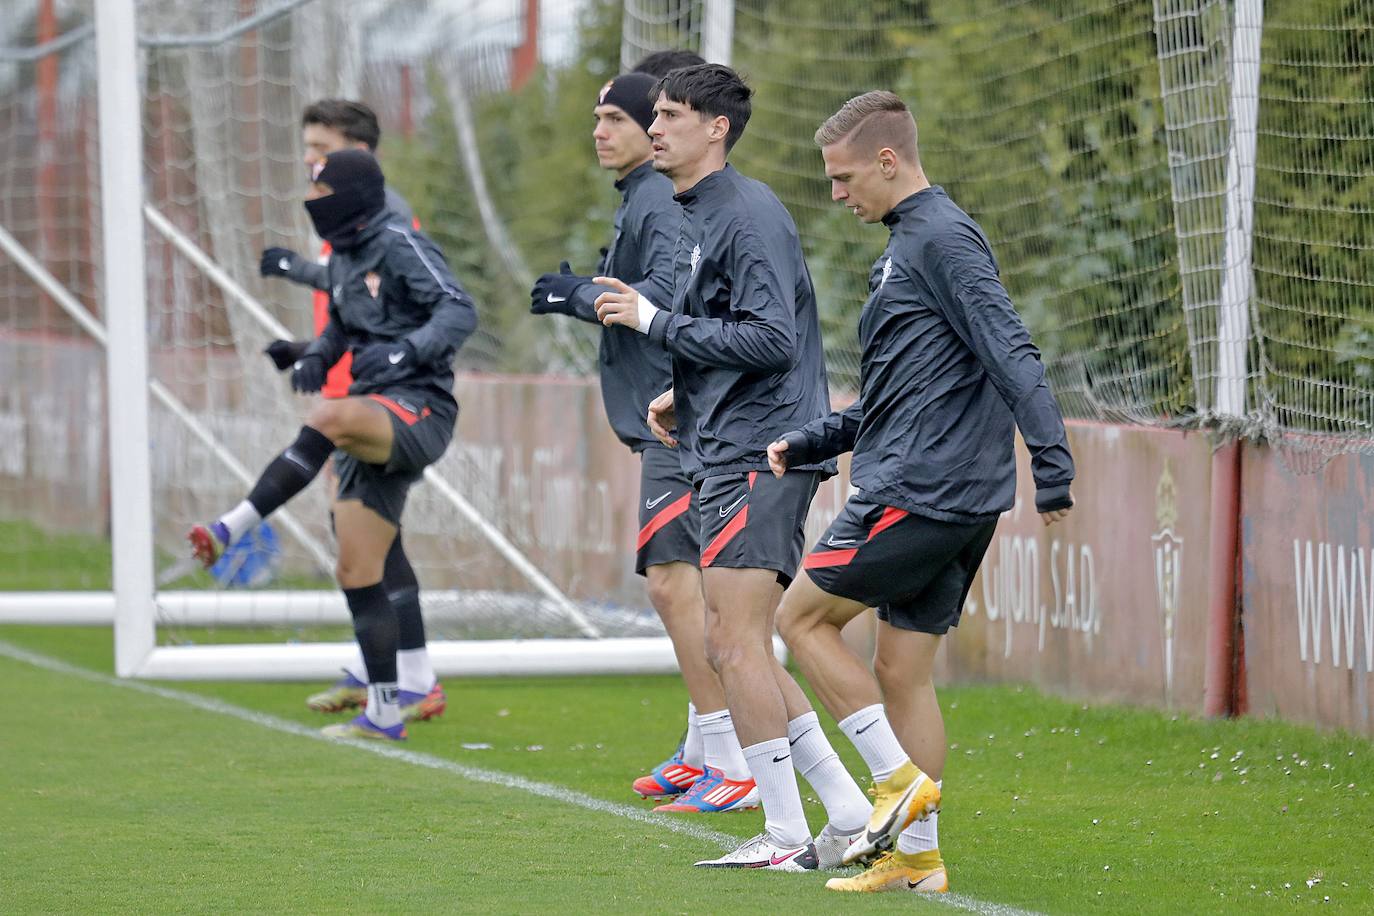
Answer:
[
  {"left": 351, "top": 340, "right": 417, "bottom": 380},
  {"left": 265, "top": 338, "right": 308, "bottom": 372},
  {"left": 530, "top": 262, "right": 593, "bottom": 316},
  {"left": 261, "top": 246, "right": 305, "bottom": 278},
  {"left": 290, "top": 353, "right": 326, "bottom": 393}
]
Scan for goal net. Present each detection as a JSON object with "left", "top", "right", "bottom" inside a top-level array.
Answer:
[
  {"left": 3, "top": 0, "right": 1372, "bottom": 677},
  {"left": 0, "top": 0, "right": 670, "bottom": 679}
]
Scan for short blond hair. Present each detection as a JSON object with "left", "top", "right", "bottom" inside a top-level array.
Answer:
[{"left": 814, "top": 90, "right": 919, "bottom": 164}]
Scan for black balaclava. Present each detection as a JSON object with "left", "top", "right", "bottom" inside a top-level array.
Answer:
[
  {"left": 304, "top": 148, "right": 386, "bottom": 249},
  {"left": 597, "top": 72, "right": 658, "bottom": 135}
]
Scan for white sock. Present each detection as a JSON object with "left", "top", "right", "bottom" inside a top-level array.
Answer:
[
  {"left": 896, "top": 780, "right": 942, "bottom": 854},
  {"left": 787, "top": 711, "right": 871, "bottom": 833},
  {"left": 698, "top": 708, "right": 750, "bottom": 780},
  {"left": 363, "top": 682, "right": 401, "bottom": 729},
  {"left": 216, "top": 500, "right": 262, "bottom": 545},
  {"left": 343, "top": 647, "right": 368, "bottom": 684},
  {"left": 397, "top": 647, "right": 435, "bottom": 694},
  {"left": 681, "top": 703, "right": 704, "bottom": 768},
  {"left": 743, "top": 737, "right": 811, "bottom": 849},
  {"left": 839, "top": 704, "right": 909, "bottom": 782}
]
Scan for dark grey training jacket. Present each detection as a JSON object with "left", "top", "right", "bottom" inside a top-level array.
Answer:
[
  {"left": 646, "top": 165, "right": 833, "bottom": 483},
  {"left": 785, "top": 187, "right": 1074, "bottom": 523},
  {"left": 304, "top": 210, "right": 478, "bottom": 409},
  {"left": 564, "top": 162, "right": 679, "bottom": 453},
  {"left": 279, "top": 188, "right": 417, "bottom": 292}
]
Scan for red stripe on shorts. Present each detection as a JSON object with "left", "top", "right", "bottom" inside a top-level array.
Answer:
[
  {"left": 368, "top": 394, "right": 431, "bottom": 427},
  {"left": 867, "top": 506, "right": 909, "bottom": 540},
  {"left": 803, "top": 547, "right": 859, "bottom": 569},
  {"left": 701, "top": 506, "right": 749, "bottom": 567},
  {"left": 637, "top": 492, "right": 692, "bottom": 551}
]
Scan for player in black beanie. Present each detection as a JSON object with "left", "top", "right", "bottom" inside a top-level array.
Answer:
[{"left": 527, "top": 71, "right": 747, "bottom": 810}]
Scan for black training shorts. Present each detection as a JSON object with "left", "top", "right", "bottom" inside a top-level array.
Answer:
[
  {"left": 697, "top": 469, "right": 820, "bottom": 587},
  {"left": 636, "top": 447, "right": 700, "bottom": 574},
  {"left": 803, "top": 494, "right": 996, "bottom": 634},
  {"left": 335, "top": 392, "right": 456, "bottom": 526}
]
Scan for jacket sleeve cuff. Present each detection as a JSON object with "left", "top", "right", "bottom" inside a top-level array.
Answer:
[
  {"left": 571, "top": 281, "right": 599, "bottom": 310},
  {"left": 1034, "top": 483, "right": 1073, "bottom": 513},
  {"left": 647, "top": 310, "right": 670, "bottom": 344}
]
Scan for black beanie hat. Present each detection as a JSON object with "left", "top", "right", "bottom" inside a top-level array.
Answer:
[{"left": 597, "top": 72, "right": 659, "bottom": 134}]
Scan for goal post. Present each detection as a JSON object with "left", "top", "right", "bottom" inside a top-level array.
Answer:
[
  {"left": 95, "top": 0, "right": 156, "bottom": 678},
  {"left": 0, "top": 0, "right": 710, "bottom": 680}
]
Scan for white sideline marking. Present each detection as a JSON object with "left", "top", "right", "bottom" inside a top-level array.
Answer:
[{"left": 0, "top": 640, "right": 1038, "bottom": 916}]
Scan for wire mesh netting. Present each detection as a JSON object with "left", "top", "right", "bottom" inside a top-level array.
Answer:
[
  {"left": 0, "top": 0, "right": 657, "bottom": 641},
  {"left": 1249, "top": 0, "right": 1374, "bottom": 461},
  {"left": 1, "top": 0, "right": 1373, "bottom": 627}
]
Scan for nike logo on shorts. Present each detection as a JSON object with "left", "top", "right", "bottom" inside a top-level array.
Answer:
[
  {"left": 388, "top": 351, "right": 405, "bottom": 364},
  {"left": 645, "top": 491, "right": 672, "bottom": 510},
  {"left": 719, "top": 494, "right": 748, "bottom": 518},
  {"left": 826, "top": 536, "right": 857, "bottom": 547},
  {"left": 547, "top": 293, "right": 567, "bottom": 303}
]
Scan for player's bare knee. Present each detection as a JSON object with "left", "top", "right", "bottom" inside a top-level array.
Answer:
[
  {"left": 775, "top": 604, "right": 801, "bottom": 649},
  {"left": 334, "top": 555, "right": 381, "bottom": 590},
  {"left": 305, "top": 402, "right": 348, "bottom": 445},
  {"left": 703, "top": 628, "right": 732, "bottom": 674},
  {"left": 704, "top": 631, "right": 756, "bottom": 675},
  {"left": 646, "top": 573, "right": 689, "bottom": 619},
  {"left": 874, "top": 650, "right": 919, "bottom": 695}
]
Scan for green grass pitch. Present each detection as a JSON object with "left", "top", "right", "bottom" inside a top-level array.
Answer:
[{"left": 2, "top": 623, "right": 1371, "bottom": 914}]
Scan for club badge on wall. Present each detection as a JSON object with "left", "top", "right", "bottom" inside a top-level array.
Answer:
[{"left": 1151, "top": 459, "right": 1183, "bottom": 705}]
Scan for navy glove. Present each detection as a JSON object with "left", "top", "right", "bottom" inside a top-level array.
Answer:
[
  {"left": 265, "top": 338, "right": 308, "bottom": 372},
  {"left": 530, "top": 262, "right": 592, "bottom": 316},
  {"left": 261, "top": 247, "right": 305, "bottom": 278},
  {"left": 290, "top": 353, "right": 326, "bottom": 393},
  {"left": 351, "top": 340, "right": 417, "bottom": 380}
]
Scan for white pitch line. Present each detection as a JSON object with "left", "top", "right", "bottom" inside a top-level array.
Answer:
[{"left": 1, "top": 640, "right": 1038, "bottom": 916}]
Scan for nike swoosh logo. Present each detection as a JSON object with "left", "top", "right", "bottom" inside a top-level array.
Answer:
[
  {"left": 769, "top": 849, "right": 801, "bottom": 866},
  {"left": 719, "top": 494, "right": 748, "bottom": 518},
  {"left": 277, "top": 257, "right": 292, "bottom": 272},
  {"left": 388, "top": 352, "right": 405, "bottom": 365},
  {"left": 855, "top": 719, "right": 880, "bottom": 734},
  {"left": 772, "top": 753, "right": 790, "bottom": 763},
  {"left": 645, "top": 491, "right": 672, "bottom": 510},
  {"left": 827, "top": 537, "right": 857, "bottom": 547},
  {"left": 547, "top": 293, "right": 567, "bottom": 303},
  {"left": 788, "top": 728, "right": 812, "bottom": 747}
]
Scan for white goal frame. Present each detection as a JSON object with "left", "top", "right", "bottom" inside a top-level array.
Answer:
[{"left": 0, "top": 0, "right": 705, "bottom": 680}]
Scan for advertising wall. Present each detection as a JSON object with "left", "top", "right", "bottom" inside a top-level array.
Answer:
[
  {"left": 4, "top": 334, "right": 1372, "bottom": 734},
  {"left": 939, "top": 423, "right": 1217, "bottom": 712},
  {"left": 1241, "top": 449, "right": 1374, "bottom": 734}
]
